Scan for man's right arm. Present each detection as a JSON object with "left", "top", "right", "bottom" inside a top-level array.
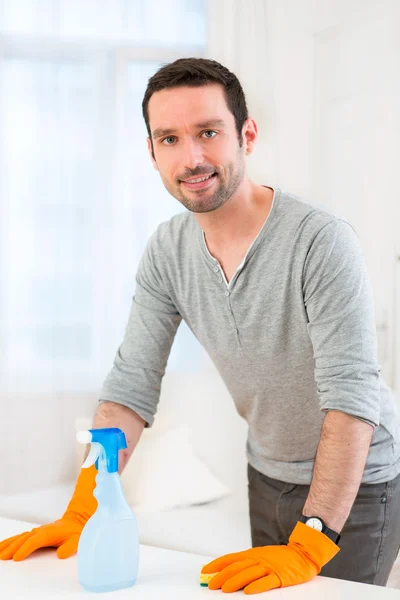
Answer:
[{"left": 97, "top": 227, "right": 182, "bottom": 428}]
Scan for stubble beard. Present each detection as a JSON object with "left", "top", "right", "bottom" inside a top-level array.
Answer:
[{"left": 168, "top": 152, "right": 245, "bottom": 214}]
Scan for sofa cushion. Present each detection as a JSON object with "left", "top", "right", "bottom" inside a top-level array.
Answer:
[{"left": 121, "top": 424, "right": 231, "bottom": 511}]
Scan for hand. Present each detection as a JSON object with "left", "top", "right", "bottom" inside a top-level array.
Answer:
[
  {"left": 0, "top": 465, "right": 97, "bottom": 561},
  {"left": 201, "top": 522, "right": 340, "bottom": 594}
]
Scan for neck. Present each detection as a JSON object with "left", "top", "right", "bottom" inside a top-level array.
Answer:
[{"left": 194, "top": 179, "right": 274, "bottom": 251}]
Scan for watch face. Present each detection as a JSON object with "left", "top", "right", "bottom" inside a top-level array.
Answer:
[{"left": 306, "top": 518, "right": 323, "bottom": 531}]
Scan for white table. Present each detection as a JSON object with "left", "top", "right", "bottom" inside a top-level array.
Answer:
[{"left": 1, "top": 518, "right": 399, "bottom": 599}]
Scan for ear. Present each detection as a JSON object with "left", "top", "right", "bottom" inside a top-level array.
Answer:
[
  {"left": 147, "top": 137, "right": 158, "bottom": 170},
  {"left": 242, "top": 118, "right": 258, "bottom": 155}
]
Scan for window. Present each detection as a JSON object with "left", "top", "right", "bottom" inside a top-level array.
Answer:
[{"left": 0, "top": 0, "right": 208, "bottom": 392}]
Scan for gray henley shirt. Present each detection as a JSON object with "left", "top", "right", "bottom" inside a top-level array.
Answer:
[{"left": 99, "top": 188, "right": 400, "bottom": 485}]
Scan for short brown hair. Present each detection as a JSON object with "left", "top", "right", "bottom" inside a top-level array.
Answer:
[{"left": 142, "top": 57, "right": 249, "bottom": 152}]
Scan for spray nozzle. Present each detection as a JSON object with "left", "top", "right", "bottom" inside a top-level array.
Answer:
[{"left": 76, "top": 427, "right": 127, "bottom": 473}]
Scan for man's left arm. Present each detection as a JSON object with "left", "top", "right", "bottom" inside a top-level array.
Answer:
[
  {"left": 303, "top": 410, "right": 373, "bottom": 533},
  {"left": 301, "top": 218, "right": 380, "bottom": 533}
]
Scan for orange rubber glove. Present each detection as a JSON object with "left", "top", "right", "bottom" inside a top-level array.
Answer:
[
  {"left": 0, "top": 465, "right": 97, "bottom": 561},
  {"left": 201, "top": 522, "right": 340, "bottom": 595}
]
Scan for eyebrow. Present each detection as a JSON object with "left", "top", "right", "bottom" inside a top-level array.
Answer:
[{"left": 151, "top": 119, "right": 226, "bottom": 140}]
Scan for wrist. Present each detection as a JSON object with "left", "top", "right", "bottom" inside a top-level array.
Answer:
[{"left": 299, "top": 515, "right": 340, "bottom": 545}]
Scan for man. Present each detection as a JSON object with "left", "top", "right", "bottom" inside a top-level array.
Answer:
[{"left": 1, "top": 58, "right": 400, "bottom": 593}]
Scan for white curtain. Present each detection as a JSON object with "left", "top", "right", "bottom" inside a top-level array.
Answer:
[{"left": 206, "top": 0, "right": 278, "bottom": 185}]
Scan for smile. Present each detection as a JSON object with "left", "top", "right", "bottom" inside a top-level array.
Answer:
[
  {"left": 183, "top": 173, "right": 214, "bottom": 183},
  {"left": 181, "top": 173, "right": 217, "bottom": 191}
]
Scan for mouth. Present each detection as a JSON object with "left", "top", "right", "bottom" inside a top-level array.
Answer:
[{"left": 180, "top": 172, "right": 218, "bottom": 191}]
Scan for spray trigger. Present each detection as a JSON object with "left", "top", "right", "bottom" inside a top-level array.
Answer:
[{"left": 82, "top": 442, "right": 102, "bottom": 469}]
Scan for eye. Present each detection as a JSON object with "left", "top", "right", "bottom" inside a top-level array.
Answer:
[
  {"left": 161, "top": 136, "right": 177, "bottom": 145},
  {"left": 202, "top": 130, "right": 217, "bottom": 139}
]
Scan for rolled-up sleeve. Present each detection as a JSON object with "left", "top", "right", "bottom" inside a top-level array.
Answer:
[
  {"left": 303, "top": 218, "right": 380, "bottom": 427},
  {"left": 98, "top": 232, "right": 182, "bottom": 426}
]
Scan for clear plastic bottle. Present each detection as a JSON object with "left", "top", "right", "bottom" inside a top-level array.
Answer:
[{"left": 76, "top": 427, "right": 139, "bottom": 593}]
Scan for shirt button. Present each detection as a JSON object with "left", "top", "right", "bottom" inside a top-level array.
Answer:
[
  {"left": 219, "top": 277, "right": 223, "bottom": 283},
  {"left": 213, "top": 267, "right": 219, "bottom": 272},
  {"left": 225, "top": 291, "right": 230, "bottom": 296}
]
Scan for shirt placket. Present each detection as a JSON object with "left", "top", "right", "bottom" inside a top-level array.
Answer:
[{"left": 210, "top": 257, "right": 242, "bottom": 339}]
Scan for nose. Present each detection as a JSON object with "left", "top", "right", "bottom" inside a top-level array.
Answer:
[{"left": 182, "top": 137, "right": 204, "bottom": 170}]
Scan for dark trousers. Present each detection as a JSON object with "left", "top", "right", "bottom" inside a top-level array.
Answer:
[{"left": 248, "top": 463, "right": 400, "bottom": 586}]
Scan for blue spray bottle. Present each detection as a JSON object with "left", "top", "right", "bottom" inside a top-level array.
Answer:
[{"left": 76, "top": 427, "right": 139, "bottom": 593}]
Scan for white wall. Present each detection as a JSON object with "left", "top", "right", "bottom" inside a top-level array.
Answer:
[
  {"left": 263, "top": 0, "right": 400, "bottom": 390},
  {"left": 263, "top": 0, "right": 383, "bottom": 196},
  {"left": 312, "top": 1, "right": 400, "bottom": 389}
]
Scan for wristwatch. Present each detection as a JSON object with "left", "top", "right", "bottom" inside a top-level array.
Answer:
[{"left": 299, "top": 515, "right": 340, "bottom": 544}]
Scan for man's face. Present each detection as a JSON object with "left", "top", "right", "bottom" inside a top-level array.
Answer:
[{"left": 147, "top": 84, "right": 246, "bottom": 214}]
